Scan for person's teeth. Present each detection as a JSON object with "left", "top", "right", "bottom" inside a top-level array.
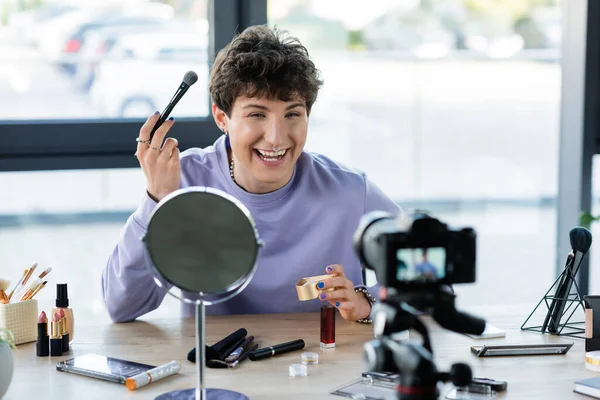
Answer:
[{"left": 257, "top": 149, "right": 286, "bottom": 157}]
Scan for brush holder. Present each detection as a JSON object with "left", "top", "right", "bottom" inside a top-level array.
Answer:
[{"left": 0, "top": 299, "right": 38, "bottom": 345}]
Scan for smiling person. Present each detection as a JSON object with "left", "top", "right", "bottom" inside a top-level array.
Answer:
[{"left": 101, "top": 25, "right": 403, "bottom": 323}]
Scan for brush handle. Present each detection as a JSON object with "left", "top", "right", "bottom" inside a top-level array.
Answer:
[
  {"left": 7, "top": 274, "right": 25, "bottom": 300},
  {"left": 26, "top": 281, "right": 47, "bottom": 300}
]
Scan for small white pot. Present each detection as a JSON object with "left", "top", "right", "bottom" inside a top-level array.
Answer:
[{"left": 0, "top": 342, "right": 13, "bottom": 398}]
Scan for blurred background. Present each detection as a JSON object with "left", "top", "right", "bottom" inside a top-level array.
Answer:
[{"left": 1, "top": 0, "right": 598, "bottom": 323}]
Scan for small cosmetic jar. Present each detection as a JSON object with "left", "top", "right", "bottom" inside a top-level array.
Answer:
[
  {"left": 289, "top": 363, "right": 308, "bottom": 377},
  {"left": 301, "top": 352, "right": 319, "bottom": 365},
  {"left": 586, "top": 351, "right": 600, "bottom": 372}
]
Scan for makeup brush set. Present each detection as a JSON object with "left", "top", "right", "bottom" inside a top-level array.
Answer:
[
  {"left": 188, "top": 328, "right": 256, "bottom": 369},
  {"left": 0, "top": 263, "right": 53, "bottom": 345},
  {"left": 0, "top": 262, "right": 51, "bottom": 304},
  {"left": 187, "top": 328, "right": 306, "bottom": 369}
]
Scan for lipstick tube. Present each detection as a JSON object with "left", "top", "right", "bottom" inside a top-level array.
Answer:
[
  {"left": 36, "top": 319, "right": 49, "bottom": 357},
  {"left": 60, "top": 316, "right": 70, "bottom": 353},
  {"left": 125, "top": 361, "right": 181, "bottom": 390},
  {"left": 50, "top": 315, "right": 63, "bottom": 356},
  {"left": 320, "top": 304, "right": 336, "bottom": 348}
]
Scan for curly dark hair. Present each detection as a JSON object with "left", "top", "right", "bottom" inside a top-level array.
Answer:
[{"left": 209, "top": 25, "right": 323, "bottom": 117}]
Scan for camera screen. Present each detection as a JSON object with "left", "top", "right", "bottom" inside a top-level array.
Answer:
[{"left": 395, "top": 247, "right": 446, "bottom": 282}]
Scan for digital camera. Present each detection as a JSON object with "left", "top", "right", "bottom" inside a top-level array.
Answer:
[
  {"left": 352, "top": 211, "right": 476, "bottom": 290},
  {"left": 352, "top": 211, "right": 485, "bottom": 399}
]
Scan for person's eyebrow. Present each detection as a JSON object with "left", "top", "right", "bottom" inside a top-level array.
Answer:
[
  {"left": 286, "top": 102, "right": 306, "bottom": 110},
  {"left": 242, "top": 103, "right": 306, "bottom": 111},
  {"left": 242, "top": 104, "right": 269, "bottom": 110}
]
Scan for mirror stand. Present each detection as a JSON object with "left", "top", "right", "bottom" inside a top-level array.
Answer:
[
  {"left": 154, "top": 300, "right": 249, "bottom": 400},
  {"left": 145, "top": 188, "right": 261, "bottom": 400}
]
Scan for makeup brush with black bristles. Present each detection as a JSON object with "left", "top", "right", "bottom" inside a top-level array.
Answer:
[
  {"left": 547, "top": 226, "right": 593, "bottom": 333},
  {"left": 149, "top": 70, "right": 198, "bottom": 143},
  {"left": 569, "top": 226, "right": 593, "bottom": 276}
]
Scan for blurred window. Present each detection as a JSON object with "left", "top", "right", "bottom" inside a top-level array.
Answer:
[
  {"left": 0, "top": 0, "right": 209, "bottom": 120},
  {"left": 268, "top": 0, "right": 562, "bottom": 307}
]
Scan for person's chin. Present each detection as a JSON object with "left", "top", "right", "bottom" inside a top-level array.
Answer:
[{"left": 252, "top": 168, "right": 293, "bottom": 189}]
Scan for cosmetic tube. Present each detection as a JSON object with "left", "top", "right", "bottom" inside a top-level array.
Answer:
[
  {"left": 249, "top": 339, "right": 305, "bottom": 361},
  {"left": 60, "top": 313, "right": 70, "bottom": 353},
  {"left": 125, "top": 361, "right": 181, "bottom": 390},
  {"left": 50, "top": 314, "right": 62, "bottom": 356},
  {"left": 320, "top": 304, "right": 336, "bottom": 348},
  {"left": 36, "top": 316, "right": 49, "bottom": 357}
]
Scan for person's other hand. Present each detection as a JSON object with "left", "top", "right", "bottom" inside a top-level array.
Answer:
[
  {"left": 136, "top": 112, "right": 181, "bottom": 202},
  {"left": 317, "top": 264, "right": 371, "bottom": 321}
]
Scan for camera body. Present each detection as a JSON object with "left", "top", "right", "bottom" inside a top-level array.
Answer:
[
  {"left": 353, "top": 211, "right": 485, "bottom": 399},
  {"left": 353, "top": 211, "right": 476, "bottom": 290}
]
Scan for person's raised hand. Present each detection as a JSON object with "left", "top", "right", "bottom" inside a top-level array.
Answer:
[
  {"left": 317, "top": 264, "right": 371, "bottom": 321},
  {"left": 136, "top": 112, "right": 181, "bottom": 202}
]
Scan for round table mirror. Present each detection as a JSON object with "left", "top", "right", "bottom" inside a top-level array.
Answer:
[{"left": 142, "top": 187, "right": 263, "bottom": 400}]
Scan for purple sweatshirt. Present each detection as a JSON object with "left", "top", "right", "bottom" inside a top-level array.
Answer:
[{"left": 101, "top": 135, "right": 402, "bottom": 322}]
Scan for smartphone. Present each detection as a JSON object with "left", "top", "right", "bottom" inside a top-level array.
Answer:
[{"left": 56, "top": 353, "right": 155, "bottom": 384}]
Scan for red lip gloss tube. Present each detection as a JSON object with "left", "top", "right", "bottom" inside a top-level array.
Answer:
[{"left": 320, "top": 304, "right": 335, "bottom": 348}]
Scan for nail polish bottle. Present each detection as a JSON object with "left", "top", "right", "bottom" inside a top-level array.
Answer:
[
  {"left": 50, "top": 311, "right": 63, "bottom": 357},
  {"left": 320, "top": 304, "right": 336, "bottom": 349},
  {"left": 53, "top": 283, "right": 74, "bottom": 343}
]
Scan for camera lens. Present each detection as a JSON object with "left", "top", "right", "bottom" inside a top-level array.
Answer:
[
  {"left": 363, "top": 339, "right": 397, "bottom": 373},
  {"left": 353, "top": 211, "right": 396, "bottom": 271}
]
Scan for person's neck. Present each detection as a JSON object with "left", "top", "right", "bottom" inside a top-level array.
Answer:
[{"left": 230, "top": 153, "right": 292, "bottom": 194}]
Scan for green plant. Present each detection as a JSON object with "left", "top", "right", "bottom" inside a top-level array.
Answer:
[
  {"left": 348, "top": 30, "right": 365, "bottom": 51},
  {"left": 580, "top": 211, "right": 600, "bottom": 230},
  {"left": 1, "top": 1, "right": 11, "bottom": 27},
  {"left": 0, "top": 328, "right": 15, "bottom": 349}
]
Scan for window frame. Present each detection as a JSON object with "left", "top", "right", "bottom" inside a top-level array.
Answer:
[
  {"left": 0, "top": 0, "right": 267, "bottom": 172},
  {"left": 557, "top": 0, "right": 598, "bottom": 295}
]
